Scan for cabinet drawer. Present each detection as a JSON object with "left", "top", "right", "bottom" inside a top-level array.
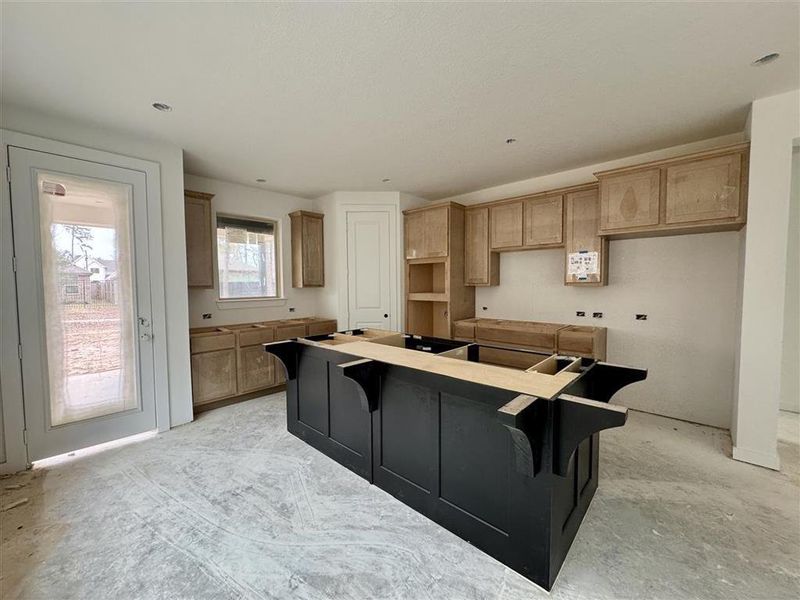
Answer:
[
  {"left": 275, "top": 323, "right": 307, "bottom": 340},
  {"left": 599, "top": 168, "right": 661, "bottom": 232},
  {"left": 665, "top": 154, "right": 741, "bottom": 224},
  {"left": 307, "top": 319, "right": 338, "bottom": 336},
  {"left": 453, "top": 320, "right": 476, "bottom": 340},
  {"left": 191, "top": 348, "right": 237, "bottom": 405},
  {"left": 476, "top": 322, "right": 559, "bottom": 352},
  {"left": 490, "top": 202, "right": 524, "bottom": 249},
  {"left": 556, "top": 326, "right": 607, "bottom": 360},
  {"left": 238, "top": 327, "right": 275, "bottom": 347},
  {"left": 237, "top": 345, "right": 275, "bottom": 393},
  {"left": 190, "top": 331, "right": 236, "bottom": 354}
]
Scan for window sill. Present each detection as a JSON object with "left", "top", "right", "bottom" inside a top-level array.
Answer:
[{"left": 216, "top": 297, "right": 287, "bottom": 310}]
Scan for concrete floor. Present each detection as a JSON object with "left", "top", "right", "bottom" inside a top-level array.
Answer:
[{"left": 1, "top": 394, "right": 798, "bottom": 600}]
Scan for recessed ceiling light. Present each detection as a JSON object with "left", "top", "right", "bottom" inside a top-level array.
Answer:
[
  {"left": 752, "top": 53, "right": 780, "bottom": 66},
  {"left": 255, "top": 178, "right": 267, "bottom": 183},
  {"left": 152, "top": 102, "right": 173, "bottom": 112},
  {"left": 505, "top": 138, "right": 517, "bottom": 144},
  {"left": 382, "top": 178, "right": 391, "bottom": 183}
]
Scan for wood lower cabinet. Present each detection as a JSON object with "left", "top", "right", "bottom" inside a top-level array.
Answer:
[
  {"left": 465, "top": 207, "right": 499, "bottom": 286},
  {"left": 189, "top": 317, "right": 337, "bottom": 409},
  {"left": 524, "top": 194, "right": 564, "bottom": 247},
  {"left": 454, "top": 318, "right": 607, "bottom": 360},
  {"left": 596, "top": 143, "right": 748, "bottom": 238},
  {"left": 184, "top": 190, "right": 215, "bottom": 288},
  {"left": 238, "top": 345, "right": 275, "bottom": 393},
  {"left": 191, "top": 348, "right": 237, "bottom": 405},
  {"left": 565, "top": 186, "right": 608, "bottom": 286},
  {"left": 490, "top": 202, "right": 523, "bottom": 249},
  {"left": 289, "top": 211, "right": 325, "bottom": 287}
]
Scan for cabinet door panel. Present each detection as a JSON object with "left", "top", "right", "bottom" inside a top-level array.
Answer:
[
  {"left": 665, "top": 154, "right": 741, "bottom": 224},
  {"left": 565, "top": 188, "right": 607, "bottom": 285},
  {"left": 191, "top": 349, "right": 237, "bottom": 405},
  {"left": 599, "top": 169, "right": 660, "bottom": 232},
  {"left": 424, "top": 206, "right": 449, "bottom": 257},
  {"left": 185, "top": 194, "right": 213, "bottom": 287},
  {"left": 238, "top": 345, "right": 275, "bottom": 393},
  {"left": 465, "top": 207, "right": 490, "bottom": 285},
  {"left": 524, "top": 195, "right": 563, "bottom": 247},
  {"left": 404, "top": 212, "right": 425, "bottom": 259},
  {"left": 301, "top": 216, "right": 325, "bottom": 286},
  {"left": 490, "top": 202, "right": 523, "bottom": 249}
]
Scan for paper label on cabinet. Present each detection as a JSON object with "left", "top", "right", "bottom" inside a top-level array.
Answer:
[{"left": 568, "top": 251, "right": 599, "bottom": 279}]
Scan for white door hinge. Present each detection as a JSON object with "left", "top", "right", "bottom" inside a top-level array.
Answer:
[
  {"left": 12, "top": 256, "right": 17, "bottom": 272},
  {"left": 5, "top": 165, "right": 10, "bottom": 183},
  {"left": 17, "top": 343, "right": 22, "bottom": 360},
  {"left": 22, "top": 429, "right": 27, "bottom": 444}
]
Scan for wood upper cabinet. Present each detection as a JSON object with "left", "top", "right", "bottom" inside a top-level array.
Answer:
[
  {"left": 404, "top": 205, "right": 449, "bottom": 259},
  {"left": 289, "top": 211, "right": 324, "bottom": 287},
  {"left": 184, "top": 190, "right": 215, "bottom": 288},
  {"left": 524, "top": 194, "right": 564, "bottom": 247},
  {"left": 665, "top": 153, "right": 741, "bottom": 224},
  {"left": 596, "top": 143, "right": 748, "bottom": 238},
  {"left": 464, "top": 207, "right": 499, "bottom": 286},
  {"left": 490, "top": 202, "right": 523, "bottom": 249},
  {"left": 598, "top": 168, "right": 660, "bottom": 233},
  {"left": 564, "top": 187, "right": 607, "bottom": 286}
]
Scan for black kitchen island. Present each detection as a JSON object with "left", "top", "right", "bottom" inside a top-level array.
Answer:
[{"left": 265, "top": 329, "right": 646, "bottom": 591}]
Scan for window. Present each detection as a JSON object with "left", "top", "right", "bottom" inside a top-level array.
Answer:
[
  {"left": 216, "top": 215, "right": 279, "bottom": 299},
  {"left": 90, "top": 267, "right": 100, "bottom": 274},
  {"left": 64, "top": 285, "right": 79, "bottom": 294}
]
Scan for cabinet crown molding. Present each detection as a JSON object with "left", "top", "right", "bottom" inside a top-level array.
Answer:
[
  {"left": 184, "top": 189, "right": 215, "bottom": 201},
  {"left": 403, "top": 201, "right": 464, "bottom": 215},
  {"left": 593, "top": 142, "right": 750, "bottom": 178}
]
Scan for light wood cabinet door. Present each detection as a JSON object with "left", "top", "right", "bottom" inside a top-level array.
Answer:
[
  {"left": 237, "top": 345, "right": 275, "bottom": 393},
  {"left": 423, "top": 205, "right": 449, "bottom": 258},
  {"left": 464, "top": 207, "right": 498, "bottom": 286},
  {"left": 599, "top": 168, "right": 660, "bottom": 232},
  {"left": 405, "top": 206, "right": 449, "bottom": 259},
  {"left": 565, "top": 188, "right": 607, "bottom": 286},
  {"left": 290, "top": 211, "right": 324, "bottom": 287},
  {"left": 184, "top": 191, "right": 214, "bottom": 288},
  {"left": 524, "top": 194, "right": 563, "bottom": 247},
  {"left": 404, "top": 211, "right": 425, "bottom": 259},
  {"left": 665, "top": 154, "right": 741, "bottom": 224},
  {"left": 490, "top": 202, "right": 523, "bottom": 249},
  {"left": 191, "top": 349, "right": 237, "bottom": 405}
]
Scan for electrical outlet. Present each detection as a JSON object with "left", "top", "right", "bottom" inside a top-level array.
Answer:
[
  {"left": 288, "top": 307, "right": 296, "bottom": 313},
  {"left": 576, "top": 311, "right": 585, "bottom": 317},
  {"left": 636, "top": 314, "right": 648, "bottom": 320},
  {"left": 202, "top": 313, "right": 212, "bottom": 320},
  {"left": 592, "top": 312, "right": 603, "bottom": 319}
]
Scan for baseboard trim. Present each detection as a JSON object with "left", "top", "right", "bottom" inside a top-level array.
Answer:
[{"left": 732, "top": 445, "right": 780, "bottom": 470}]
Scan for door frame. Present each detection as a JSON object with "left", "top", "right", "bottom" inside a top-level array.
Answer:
[
  {"left": 0, "top": 130, "right": 170, "bottom": 474},
  {"left": 336, "top": 203, "right": 399, "bottom": 331}
]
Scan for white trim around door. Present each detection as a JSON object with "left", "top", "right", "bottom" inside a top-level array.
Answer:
[{"left": 0, "top": 130, "right": 170, "bottom": 474}]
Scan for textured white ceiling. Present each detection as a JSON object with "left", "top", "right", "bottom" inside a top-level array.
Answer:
[{"left": 2, "top": 2, "right": 798, "bottom": 199}]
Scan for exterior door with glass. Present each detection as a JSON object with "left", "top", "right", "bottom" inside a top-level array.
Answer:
[{"left": 9, "top": 146, "right": 157, "bottom": 461}]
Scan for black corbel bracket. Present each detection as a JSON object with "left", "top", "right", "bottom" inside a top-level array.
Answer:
[
  {"left": 565, "top": 362, "right": 648, "bottom": 404},
  {"left": 339, "top": 358, "right": 385, "bottom": 412},
  {"left": 263, "top": 340, "right": 300, "bottom": 381},
  {"left": 497, "top": 394, "right": 548, "bottom": 478},
  {"left": 553, "top": 394, "right": 627, "bottom": 476}
]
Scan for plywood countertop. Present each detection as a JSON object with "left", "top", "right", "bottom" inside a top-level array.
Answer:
[{"left": 306, "top": 339, "right": 578, "bottom": 399}]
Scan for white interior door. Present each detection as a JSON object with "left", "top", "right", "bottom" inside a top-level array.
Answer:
[
  {"left": 346, "top": 209, "right": 394, "bottom": 330},
  {"left": 9, "top": 146, "right": 156, "bottom": 461}
]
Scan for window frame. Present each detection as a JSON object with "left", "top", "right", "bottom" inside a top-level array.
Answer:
[{"left": 214, "top": 212, "right": 283, "bottom": 302}]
